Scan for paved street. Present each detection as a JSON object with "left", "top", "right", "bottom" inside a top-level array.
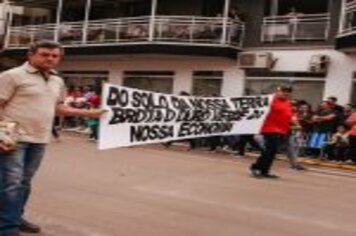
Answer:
[{"left": 24, "top": 134, "right": 356, "bottom": 236}]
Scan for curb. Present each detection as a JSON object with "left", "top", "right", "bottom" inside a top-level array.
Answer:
[{"left": 301, "top": 159, "right": 356, "bottom": 172}]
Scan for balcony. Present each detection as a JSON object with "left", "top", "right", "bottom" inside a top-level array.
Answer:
[
  {"left": 4, "top": 15, "right": 244, "bottom": 51},
  {"left": 336, "top": 0, "right": 356, "bottom": 51},
  {"left": 261, "top": 13, "right": 330, "bottom": 43}
]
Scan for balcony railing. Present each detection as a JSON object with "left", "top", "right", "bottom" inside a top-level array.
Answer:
[
  {"left": 5, "top": 15, "right": 245, "bottom": 49},
  {"left": 261, "top": 13, "right": 330, "bottom": 43},
  {"left": 339, "top": 0, "right": 356, "bottom": 36}
]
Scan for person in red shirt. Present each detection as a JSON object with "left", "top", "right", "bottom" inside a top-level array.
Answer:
[
  {"left": 87, "top": 91, "right": 101, "bottom": 107},
  {"left": 250, "top": 86, "right": 293, "bottom": 179},
  {"left": 346, "top": 112, "right": 356, "bottom": 163}
]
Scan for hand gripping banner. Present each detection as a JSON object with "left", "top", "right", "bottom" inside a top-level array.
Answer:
[{"left": 99, "top": 83, "right": 273, "bottom": 150}]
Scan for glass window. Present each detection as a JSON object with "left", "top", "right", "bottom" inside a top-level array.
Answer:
[
  {"left": 245, "top": 79, "right": 324, "bottom": 108},
  {"left": 192, "top": 71, "right": 223, "bottom": 96},
  {"left": 61, "top": 71, "right": 109, "bottom": 91},
  {"left": 123, "top": 71, "right": 174, "bottom": 94},
  {"left": 352, "top": 81, "right": 356, "bottom": 106}
]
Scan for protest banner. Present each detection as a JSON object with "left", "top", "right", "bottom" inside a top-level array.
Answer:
[{"left": 99, "top": 83, "right": 273, "bottom": 150}]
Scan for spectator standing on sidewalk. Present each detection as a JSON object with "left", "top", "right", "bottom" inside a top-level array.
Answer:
[
  {"left": 346, "top": 111, "right": 356, "bottom": 163},
  {"left": 250, "top": 86, "right": 294, "bottom": 179},
  {"left": 285, "top": 104, "right": 307, "bottom": 171},
  {"left": 0, "top": 41, "right": 105, "bottom": 236},
  {"left": 323, "top": 125, "right": 349, "bottom": 162},
  {"left": 327, "top": 96, "right": 344, "bottom": 114}
]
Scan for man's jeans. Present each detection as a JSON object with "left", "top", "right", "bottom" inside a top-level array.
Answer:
[{"left": 0, "top": 143, "right": 46, "bottom": 233}]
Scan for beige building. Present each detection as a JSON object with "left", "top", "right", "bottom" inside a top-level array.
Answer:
[{"left": 1, "top": 0, "right": 356, "bottom": 108}]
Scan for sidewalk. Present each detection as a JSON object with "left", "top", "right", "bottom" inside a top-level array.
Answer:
[{"left": 300, "top": 158, "right": 356, "bottom": 171}]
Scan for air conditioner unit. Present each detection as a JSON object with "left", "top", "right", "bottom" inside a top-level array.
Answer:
[
  {"left": 238, "top": 52, "right": 274, "bottom": 69},
  {"left": 309, "top": 54, "right": 330, "bottom": 73}
]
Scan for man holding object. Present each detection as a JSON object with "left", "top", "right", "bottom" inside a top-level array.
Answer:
[{"left": 0, "top": 41, "right": 105, "bottom": 236}]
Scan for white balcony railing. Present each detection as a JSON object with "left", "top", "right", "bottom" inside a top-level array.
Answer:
[
  {"left": 261, "top": 13, "right": 330, "bottom": 43},
  {"left": 5, "top": 15, "right": 245, "bottom": 49},
  {"left": 339, "top": 0, "right": 356, "bottom": 36}
]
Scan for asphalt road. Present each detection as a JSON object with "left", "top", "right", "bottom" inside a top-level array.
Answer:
[{"left": 23, "top": 134, "right": 356, "bottom": 236}]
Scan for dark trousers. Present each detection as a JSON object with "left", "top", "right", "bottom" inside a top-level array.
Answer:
[
  {"left": 324, "top": 144, "right": 348, "bottom": 161},
  {"left": 349, "top": 136, "right": 356, "bottom": 162},
  {"left": 206, "top": 136, "right": 222, "bottom": 151},
  {"left": 251, "top": 133, "right": 285, "bottom": 175},
  {"left": 89, "top": 124, "right": 99, "bottom": 140},
  {"left": 236, "top": 135, "right": 262, "bottom": 155},
  {"left": 52, "top": 116, "right": 60, "bottom": 139}
]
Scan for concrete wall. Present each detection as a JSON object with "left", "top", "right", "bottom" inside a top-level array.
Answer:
[
  {"left": 240, "top": 0, "right": 266, "bottom": 47},
  {"left": 59, "top": 48, "right": 356, "bottom": 105},
  {"left": 249, "top": 48, "right": 356, "bottom": 104},
  {"left": 59, "top": 56, "right": 244, "bottom": 97}
]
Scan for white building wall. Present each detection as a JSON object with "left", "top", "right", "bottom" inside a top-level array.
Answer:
[
  {"left": 59, "top": 55, "right": 244, "bottom": 96},
  {"left": 59, "top": 50, "right": 356, "bottom": 104},
  {"left": 255, "top": 49, "right": 356, "bottom": 104},
  {"left": 222, "top": 69, "right": 245, "bottom": 97}
]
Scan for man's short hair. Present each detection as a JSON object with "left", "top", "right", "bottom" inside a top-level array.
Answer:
[
  {"left": 327, "top": 96, "right": 337, "bottom": 102},
  {"left": 28, "top": 40, "right": 64, "bottom": 55},
  {"left": 179, "top": 91, "right": 190, "bottom": 96},
  {"left": 322, "top": 100, "right": 332, "bottom": 106},
  {"left": 277, "top": 85, "right": 293, "bottom": 93}
]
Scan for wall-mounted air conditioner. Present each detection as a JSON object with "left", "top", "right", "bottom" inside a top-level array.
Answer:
[
  {"left": 309, "top": 54, "right": 330, "bottom": 73},
  {"left": 238, "top": 52, "right": 274, "bottom": 69}
]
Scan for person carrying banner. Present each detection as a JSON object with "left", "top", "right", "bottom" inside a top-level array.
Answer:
[
  {"left": 0, "top": 40, "right": 105, "bottom": 236},
  {"left": 249, "top": 86, "right": 294, "bottom": 179}
]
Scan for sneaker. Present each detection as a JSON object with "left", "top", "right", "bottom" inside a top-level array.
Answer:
[
  {"left": 19, "top": 219, "right": 41, "bottom": 233},
  {"left": 249, "top": 167, "right": 262, "bottom": 178},
  {"left": 345, "top": 160, "right": 354, "bottom": 165}
]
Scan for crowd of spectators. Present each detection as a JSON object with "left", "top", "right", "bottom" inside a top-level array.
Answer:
[
  {"left": 59, "top": 85, "right": 101, "bottom": 141},
  {"left": 164, "top": 95, "right": 356, "bottom": 166},
  {"left": 58, "top": 87, "right": 356, "bottom": 165}
]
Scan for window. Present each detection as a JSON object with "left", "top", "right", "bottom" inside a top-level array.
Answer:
[
  {"left": 265, "top": 0, "right": 329, "bottom": 16},
  {"left": 192, "top": 71, "right": 223, "bottom": 96},
  {"left": 123, "top": 71, "right": 174, "bottom": 94},
  {"left": 61, "top": 71, "right": 109, "bottom": 92},
  {"left": 352, "top": 81, "right": 356, "bottom": 106},
  {"left": 245, "top": 79, "right": 324, "bottom": 108}
]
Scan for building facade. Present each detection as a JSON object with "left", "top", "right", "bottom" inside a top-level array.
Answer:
[{"left": 1, "top": 0, "right": 356, "bottom": 108}]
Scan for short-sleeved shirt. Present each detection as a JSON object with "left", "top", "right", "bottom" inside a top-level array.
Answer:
[
  {"left": 260, "top": 96, "right": 293, "bottom": 134},
  {"left": 313, "top": 109, "right": 338, "bottom": 133},
  {"left": 0, "top": 62, "right": 65, "bottom": 143},
  {"left": 347, "top": 113, "right": 356, "bottom": 136}
]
